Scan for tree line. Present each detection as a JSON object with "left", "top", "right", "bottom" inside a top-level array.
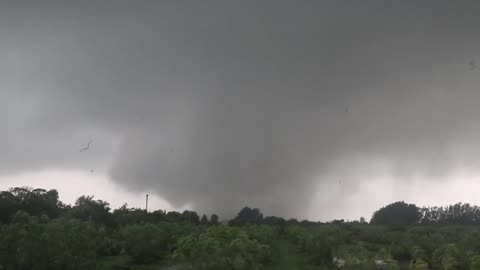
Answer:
[
  {"left": 3, "top": 186, "right": 480, "bottom": 269},
  {"left": 0, "top": 187, "right": 273, "bottom": 270},
  {"left": 0, "top": 187, "right": 220, "bottom": 227},
  {"left": 370, "top": 201, "right": 480, "bottom": 226},
  {"left": 2, "top": 187, "right": 479, "bottom": 228}
]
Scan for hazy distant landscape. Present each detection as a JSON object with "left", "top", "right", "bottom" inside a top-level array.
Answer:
[{"left": 2, "top": 187, "right": 480, "bottom": 270}]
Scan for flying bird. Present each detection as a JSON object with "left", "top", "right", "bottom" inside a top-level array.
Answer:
[
  {"left": 79, "top": 140, "right": 92, "bottom": 152},
  {"left": 469, "top": 60, "right": 477, "bottom": 70},
  {"left": 90, "top": 169, "right": 94, "bottom": 173}
]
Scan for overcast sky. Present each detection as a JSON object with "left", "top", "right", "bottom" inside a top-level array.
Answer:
[{"left": 3, "top": 1, "right": 480, "bottom": 221}]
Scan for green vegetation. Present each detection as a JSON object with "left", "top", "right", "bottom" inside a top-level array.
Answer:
[
  {"left": 3, "top": 187, "right": 480, "bottom": 269},
  {"left": 266, "top": 239, "right": 312, "bottom": 270}
]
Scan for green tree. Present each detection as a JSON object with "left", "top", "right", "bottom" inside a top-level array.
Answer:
[
  {"left": 469, "top": 253, "right": 480, "bottom": 270},
  {"left": 113, "top": 204, "right": 152, "bottom": 225},
  {"left": 335, "top": 243, "right": 373, "bottom": 270},
  {"left": 263, "top": 216, "right": 286, "bottom": 227},
  {"left": 0, "top": 191, "right": 18, "bottom": 223},
  {"left": 181, "top": 210, "right": 200, "bottom": 225},
  {"left": 0, "top": 187, "right": 63, "bottom": 220},
  {"left": 229, "top": 207, "right": 263, "bottom": 226},
  {"left": 0, "top": 212, "right": 103, "bottom": 270},
  {"left": 370, "top": 201, "right": 421, "bottom": 225},
  {"left": 172, "top": 225, "right": 270, "bottom": 270},
  {"left": 210, "top": 214, "right": 219, "bottom": 225},
  {"left": 433, "top": 244, "right": 463, "bottom": 270},
  {"left": 200, "top": 214, "right": 209, "bottom": 225},
  {"left": 23, "top": 188, "right": 61, "bottom": 218},
  {"left": 165, "top": 211, "right": 182, "bottom": 223},
  {"left": 68, "top": 195, "right": 114, "bottom": 226},
  {"left": 410, "top": 258, "right": 429, "bottom": 270},
  {"left": 119, "top": 223, "right": 171, "bottom": 264}
]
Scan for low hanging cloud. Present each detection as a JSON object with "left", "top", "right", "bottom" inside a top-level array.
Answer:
[{"left": 3, "top": 1, "right": 480, "bottom": 218}]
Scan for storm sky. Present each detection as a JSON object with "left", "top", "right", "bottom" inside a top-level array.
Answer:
[{"left": 3, "top": 1, "right": 480, "bottom": 221}]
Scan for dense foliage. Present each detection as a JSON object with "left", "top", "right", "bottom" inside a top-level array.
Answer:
[
  {"left": 172, "top": 225, "right": 272, "bottom": 270},
  {"left": 370, "top": 202, "right": 421, "bottom": 226},
  {"left": 3, "top": 187, "right": 480, "bottom": 269}
]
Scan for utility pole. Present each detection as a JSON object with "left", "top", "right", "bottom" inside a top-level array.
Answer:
[{"left": 145, "top": 194, "right": 149, "bottom": 212}]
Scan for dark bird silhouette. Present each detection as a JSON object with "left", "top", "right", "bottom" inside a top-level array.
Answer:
[
  {"left": 79, "top": 140, "right": 92, "bottom": 152},
  {"left": 469, "top": 60, "right": 477, "bottom": 70},
  {"left": 90, "top": 169, "right": 94, "bottom": 173}
]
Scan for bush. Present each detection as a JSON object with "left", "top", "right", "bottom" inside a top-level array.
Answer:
[
  {"left": 410, "top": 258, "right": 429, "bottom": 270},
  {"left": 0, "top": 212, "right": 103, "bottom": 270},
  {"left": 172, "top": 225, "right": 270, "bottom": 270},
  {"left": 118, "top": 222, "right": 196, "bottom": 264}
]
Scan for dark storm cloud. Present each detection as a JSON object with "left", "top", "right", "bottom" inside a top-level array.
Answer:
[{"left": 3, "top": 1, "right": 480, "bottom": 218}]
